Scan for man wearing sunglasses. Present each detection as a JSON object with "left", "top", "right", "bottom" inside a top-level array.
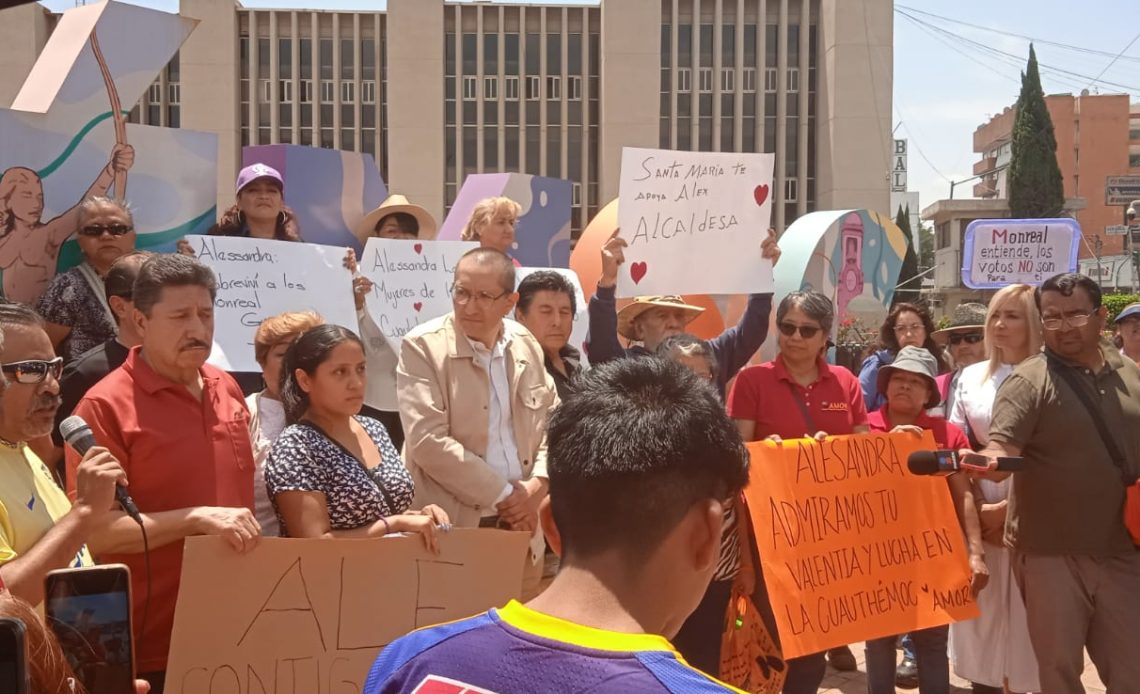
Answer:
[
  {"left": 931, "top": 303, "right": 987, "bottom": 419},
  {"left": 398, "top": 247, "right": 559, "bottom": 600},
  {"left": 0, "top": 303, "right": 129, "bottom": 607}
]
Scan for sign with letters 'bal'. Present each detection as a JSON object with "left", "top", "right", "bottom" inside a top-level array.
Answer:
[
  {"left": 187, "top": 235, "right": 358, "bottom": 372},
  {"left": 616, "top": 147, "right": 775, "bottom": 298},
  {"left": 359, "top": 238, "right": 477, "bottom": 348},
  {"left": 961, "top": 218, "right": 1081, "bottom": 289},
  {"left": 165, "top": 531, "right": 529, "bottom": 693},
  {"left": 745, "top": 432, "right": 979, "bottom": 659}
]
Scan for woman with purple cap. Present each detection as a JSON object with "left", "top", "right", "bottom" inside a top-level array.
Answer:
[{"left": 209, "top": 163, "right": 301, "bottom": 240}]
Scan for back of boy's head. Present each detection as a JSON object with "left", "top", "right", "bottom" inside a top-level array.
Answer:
[{"left": 546, "top": 357, "right": 749, "bottom": 564}]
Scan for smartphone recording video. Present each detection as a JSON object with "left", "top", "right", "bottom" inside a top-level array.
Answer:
[
  {"left": 0, "top": 617, "right": 29, "bottom": 694},
  {"left": 45, "top": 564, "right": 134, "bottom": 694}
]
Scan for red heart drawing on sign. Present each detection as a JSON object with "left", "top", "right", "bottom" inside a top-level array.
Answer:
[
  {"left": 753, "top": 184, "right": 769, "bottom": 207},
  {"left": 630, "top": 261, "right": 648, "bottom": 285},
  {"left": 413, "top": 302, "right": 423, "bottom": 312},
  {"left": 413, "top": 243, "right": 423, "bottom": 254}
]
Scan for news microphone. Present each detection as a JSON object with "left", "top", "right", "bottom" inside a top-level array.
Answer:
[
  {"left": 907, "top": 449, "right": 1025, "bottom": 476},
  {"left": 59, "top": 415, "right": 142, "bottom": 523}
]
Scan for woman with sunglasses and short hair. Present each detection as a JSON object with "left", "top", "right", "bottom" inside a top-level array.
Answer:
[
  {"left": 726, "top": 290, "right": 869, "bottom": 693},
  {"left": 36, "top": 197, "right": 137, "bottom": 364}
]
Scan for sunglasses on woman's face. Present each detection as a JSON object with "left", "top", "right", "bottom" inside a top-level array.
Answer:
[
  {"left": 777, "top": 322, "right": 821, "bottom": 339},
  {"left": 948, "top": 333, "right": 984, "bottom": 346},
  {"left": 1, "top": 357, "right": 64, "bottom": 385},
  {"left": 79, "top": 223, "right": 133, "bottom": 237}
]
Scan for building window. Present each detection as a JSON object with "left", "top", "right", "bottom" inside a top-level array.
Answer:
[
  {"left": 784, "top": 178, "right": 798, "bottom": 203},
  {"left": 699, "top": 67, "right": 713, "bottom": 92},
  {"left": 572, "top": 182, "right": 582, "bottom": 206},
  {"left": 484, "top": 76, "right": 498, "bottom": 100},
  {"left": 148, "top": 83, "right": 162, "bottom": 103},
  {"left": 721, "top": 68, "right": 734, "bottom": 92},
  {"left": 677, "top": 67, "right": 691, "bottom": 93},
  {"left": 1131, "top": 153, "right": 1140, "bottom": 168},
  {"left": 320, "top": 81, "right": 335, "bottom": 103},
  {"left": 362, "top": 80, "right": 376, "bottom": 104},
  {"left": 260, "top": 79, "right": 273, "bottom": 103},
  {"left": 505, "top": 75, "right": 520, "bottom": 101},
  {"left": 787, "top": 67, "right": 800, "bottom": 93},
  {"left": 279, "top": 80, "right": 292, "bottom": 103},
  {"left": 742, "top": 67, "right": 757, "bottom": 92},
  {"left": 299, "top": 80, "right": 313, "bottom": 103},
  {"left": 764, "top": 67, "right": 778, "bottom": 93},
  {"left": 547, "top": 76, "right": 562, "bottom": 100},
  {"left": 569, "top": 75, "right": 582, "bottom": 101},
  {"left": 167, "top": 83, "right": 180, "bottom": 104},
  {"left": 526, "top": 75, "right": 541, "bottom": 100},
  {"left": 341, "top": 82, "right": 355, "bottom": 104},
  {"left": 463, "top": 75, "right": 478, "bottom": 100}
]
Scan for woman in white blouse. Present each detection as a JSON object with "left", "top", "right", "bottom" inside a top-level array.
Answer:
[{"left": 948, "top": 284, "right": 1043, "bottom": 694}]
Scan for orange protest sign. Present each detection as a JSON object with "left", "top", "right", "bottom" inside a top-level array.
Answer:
[{"left": 744, "top": 431, "right": 979, "bottom": 659}]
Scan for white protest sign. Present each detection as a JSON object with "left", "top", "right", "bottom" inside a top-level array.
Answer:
[
  {"left": 961, "top": 218, "right": 1081, "bottom": 289},
  {"left": 187, "top": 235, "right": 358, "bottom": 372},
  {"left": 616, "top": 147, "right": 775, "bottom": 297},
  {"left": 359, "top": 238, "right": 477, "bottom": 347},
  {"left": 516, "top": 267, "right": 590, "bottom": 366}
]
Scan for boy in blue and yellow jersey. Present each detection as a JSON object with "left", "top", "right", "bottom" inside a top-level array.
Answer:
[{"left": 365, "top": 358, "right": 751, "bottom": 693}]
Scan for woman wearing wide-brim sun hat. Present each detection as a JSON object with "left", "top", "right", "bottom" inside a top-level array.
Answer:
[
  {"left": 354, "top": 194, "right": 439, "bottom": 243},
  {"left": 351, "top": 193, "right": 439, "bottom": 451}
]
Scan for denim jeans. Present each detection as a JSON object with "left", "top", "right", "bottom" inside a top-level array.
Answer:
[
  {"left": 864, "top": 625, "right": 949, "bottom": 694},
  {"left": 901, "top": 632, "right": 916, "bottom": 662}
]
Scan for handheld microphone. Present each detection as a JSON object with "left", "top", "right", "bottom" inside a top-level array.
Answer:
[
  {"left": 907, "top": 449, "right": 1025, "bottom": 476},
  {"left": 59, "top": 415, "right": 142, "bottom": 523}
]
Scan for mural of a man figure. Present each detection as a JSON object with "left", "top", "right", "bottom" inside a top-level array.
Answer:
[{"left": 0, "top": 143, "right": 134, "bottom": 304}]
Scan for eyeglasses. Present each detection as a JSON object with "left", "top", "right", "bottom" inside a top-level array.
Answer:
[
  {"left": 1042, "top": 312, "right": 1091, "bottom": 331},
  {"left": 948, "top": 333, "right": 984, "bottom": 346},
  {"left": 778, "top": 322, "right": 821, "bottom": 339},
  {"left": 79, "top": 224, "right": 133, "bottom": 237},
  {"left": 1, "top": 357, "right": 63, "bottom": 384},
  {"left": 894, "top": 323, "right": 925, "bottom": 335},
  {"left": 452, "top": 284, "right": 510, "bottom": 307}
]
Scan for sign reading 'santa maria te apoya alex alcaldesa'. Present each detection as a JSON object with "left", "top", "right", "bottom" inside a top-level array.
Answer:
[{"left": 961, "top": 218, "right": 1081, "bottom": 289}]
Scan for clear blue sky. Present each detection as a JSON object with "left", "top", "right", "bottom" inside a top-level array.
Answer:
[{"left": 40, "top": 0, "right": 1140, "bottom": 217}]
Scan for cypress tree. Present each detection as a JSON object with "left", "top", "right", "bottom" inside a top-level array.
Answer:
[
  {"left": 894, "top": 205, "right": 921, "bottom": 306},
  {"left": 1008, "top": 44, "right": 1065, "bottom": 218}
]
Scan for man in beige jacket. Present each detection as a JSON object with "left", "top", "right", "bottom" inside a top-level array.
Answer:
[{"left": 397, "top": 248, "right": 559, "bottom": 597}]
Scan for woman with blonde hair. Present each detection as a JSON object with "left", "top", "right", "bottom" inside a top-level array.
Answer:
[
  {"left": 460, "top": 196, "right": 521, "bottom": 262},
  {"left": 947, "top": 283, "right": 1043, "bottom": 694}
]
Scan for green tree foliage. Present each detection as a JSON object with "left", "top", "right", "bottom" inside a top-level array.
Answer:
[
  {"left": 894, "top": 205, "right": 921, "bottom": 306},
  {"left": 1008, "top": 45, "right": 1065, "bottom": 218},
  {"left": 918, "top": 222, "right": 935, "bottom": 271}
]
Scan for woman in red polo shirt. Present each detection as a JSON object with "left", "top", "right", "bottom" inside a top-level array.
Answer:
[{"left": 727, "top": 290, "right": 869, "bottom": 693}]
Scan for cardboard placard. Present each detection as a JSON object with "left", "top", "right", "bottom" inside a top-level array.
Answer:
[
  {"left": 961, "top": 218, "right": 1081, "bottom": 289},
  {"left": 515, "top": 266, "right": 590, "bottom": 366},
  {"left": 744, "top": 432, "right": 979, "bottom": 659},
  {"left": 616, "top": 147, "right": 775, "bottom": 298},
  {"left": 186, "top": 235, "right": 358, "bottom": 372},
  {"left": 165, "top": 530, "right": 529, "bottom": 693},
  {"left": 359, "top": 238, "right": 478, "bottom": 348}
]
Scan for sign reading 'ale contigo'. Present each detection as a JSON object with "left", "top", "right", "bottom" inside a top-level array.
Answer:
[{"left": 744, "top": 432, "right": 979, "bottom": 659}]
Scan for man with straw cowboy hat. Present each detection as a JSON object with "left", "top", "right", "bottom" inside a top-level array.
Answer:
[
  {"left": 352, "top": 194, "right": 439, "bottom": 448},
  {"left": 931, "top": 302, "right": 987, "bottom": 417},
  {"left": 586, "top": 227, "right": 782, "bottom": 398}
]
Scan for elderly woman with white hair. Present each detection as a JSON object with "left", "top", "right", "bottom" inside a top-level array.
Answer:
[{"left": 460, "top": 196, "right": 522, "bottom": 264}]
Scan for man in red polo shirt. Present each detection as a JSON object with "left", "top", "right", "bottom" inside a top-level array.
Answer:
[{"left": 67, "top": 253, "right": 260, "bottom": 692}]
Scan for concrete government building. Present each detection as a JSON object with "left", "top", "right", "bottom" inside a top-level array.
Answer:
[{"left": 0, "top": 0, "right": 893, "bottom": 235}]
